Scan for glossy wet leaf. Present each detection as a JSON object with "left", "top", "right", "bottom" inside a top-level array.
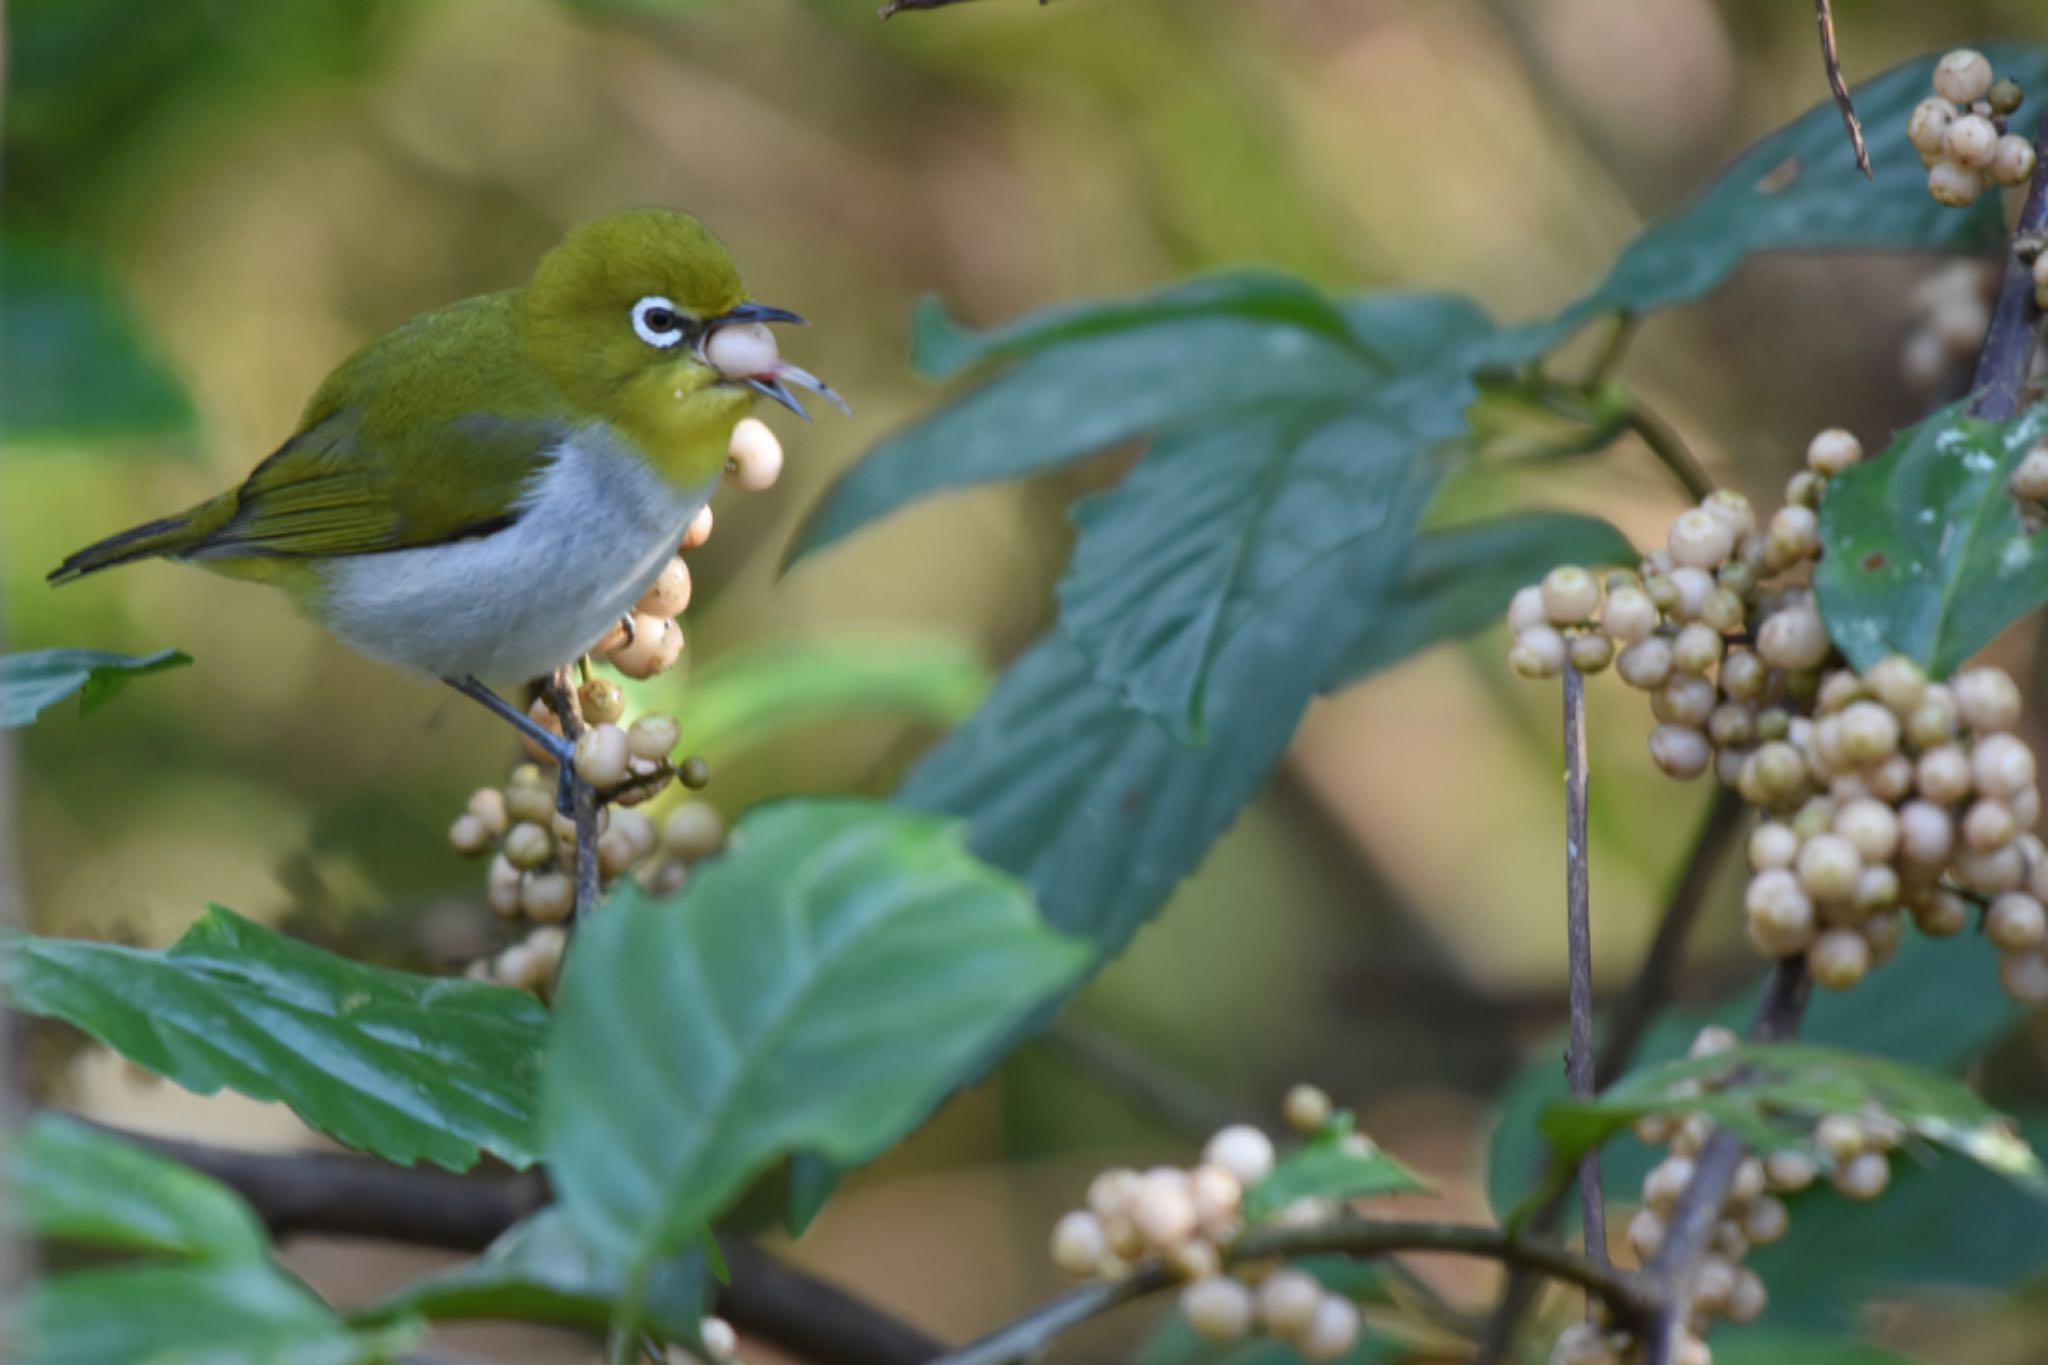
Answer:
[
  {"left": 0, "top": 648, "right": 190, "bottom": 728},
  {"left": 1815, "top": 401, "right": 2048, "bottom": 675},
  {"left": 1541, "top": 1042, "right": 2044, "bottom": 1195},
  {"left": 542, "top": 800, "right": 1089, "bottom": 1273},
  {"left": 0, "top": 908, "right": 549, "bottom": 1171},
  {"left": 4, "top": 1262, "right": 420, "bottom": 1365},
  {"left": 1243, "top": 1117, "right": 1433, "bottom": 1222},
  {"left": 1327, "top": 510, "right": 1635, "bottom": 686},
  {"left": 358, "top": 1207, "right": 706, "bottom": 1341},
  {"left": 657, "top": 632, "right": 990, "bottom": 761},
  {"left": 0, "top": 232, "right": 193, "bottom": 444},
  {"left": 3, "top": 1113, "right": 267, "bottom": 1262},
  {"left": 1560, "top": 46, "right": 2048, "bottom": 325}
]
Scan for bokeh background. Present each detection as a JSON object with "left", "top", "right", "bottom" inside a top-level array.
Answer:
[{"left": 7, "top": 1, "right": 2048, "bottom": 1360}]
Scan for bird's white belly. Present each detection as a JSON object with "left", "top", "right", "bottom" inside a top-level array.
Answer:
[{"left": 318, "top": 429, "right": 710, "bottom": 681}]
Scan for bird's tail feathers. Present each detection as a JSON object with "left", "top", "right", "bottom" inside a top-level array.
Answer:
[{"left": 47, "top": 513, "right": 205, "bottom": 584}]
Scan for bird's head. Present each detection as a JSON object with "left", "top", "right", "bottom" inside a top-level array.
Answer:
[{"left": 520, "top": 208, "right": 842, "bottom": 468}]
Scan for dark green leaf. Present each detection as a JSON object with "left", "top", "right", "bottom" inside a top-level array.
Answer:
[
  {"left": 357, "top": 1207, "right": 706, "bottom": 1340},
  {"left": 0, "top": 232, "right": 193, "bottom": 443},
  {"left": 1243, "top": 1121, "right": 1432, "bottom": 1222},
  {"left": 1747, "top": 1112, "right": 2048, "bottom": 1330},
  {"left": 1560, "top": 46, "right": 2048, "bottom": 324},
  {"left": 1540, "top": 1042, "right": 2044, "bottom": 1194},
  {"left": 1714, "top": 1332, "right": 1923, "bottom": 1365},
  {"left": 0, "top": 648, "right": 190, "bottom": 727},
  {"left": 908, "top": 271, "right": 1370, "bottom": 379},
  {"left": 1815, "top": 401, "right": 2048, "bottom": 676},
  {"left": 3, "top": 1113, "right": 266, "bottom": 1262},
  {"left": 543, "top": 800, "right": 1089, "bottom": 1273},
  {"left": 785, "top": 1152, "right": 841, "bottom": 1238},
  {"left": 787, "top": 276, "right": 1416, "bottom": 566},
  {"left": 0, "top": 907, "right": 548, "bottom": 1171},
  {"left": 1327, "top": 511, "right": 1636, "bottom": 687},
  {"left": 653, "top": 633, "right": 991, "bottom": 762},
  {"left": 4, "top": 1262, "right": 419, "bottom": 1365},
  {"left": 1486, "top": 930, "right": 2023, "bottom": 1218}
]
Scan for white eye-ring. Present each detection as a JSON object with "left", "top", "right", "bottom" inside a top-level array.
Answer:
[{"left": 631, "top": 295, "right": 688, "bottom": 349}]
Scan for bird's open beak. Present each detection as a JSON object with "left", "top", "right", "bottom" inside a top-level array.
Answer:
[{"left": 711, "top": 303, "right": 851, "bottom": 421}]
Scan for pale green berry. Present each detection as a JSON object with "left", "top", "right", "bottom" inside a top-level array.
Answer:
[
  {"left": 1911, "top": 887, "right": 1970, "bottom": 937},
  {"left": 1283, "top": 1084, "right": 1333, "bottom": 1134},
  {"left": 1757, "top": 600, "right": 1830, "bottom": 670},
  {"left": 1954, "top": 666, "right": 2022, "bottom": 732},
  {"left": 1649, "top": 724, "right": 1712, "bottom": 780},
  {"left": 1956, "top": 840, "right": 2027, "bottom": 892},
  {"left": 1181, "top": 1276, "right": 1254, "bottom": 1343},
  {"left": 521, "top": 870, "right": 575, "bottom": 923},
  {"left": 1806, "top": 428, "right": 1863, "bottom": 475},
  {"left": 1667, "top": 567, "right": 1715, "bottom": 621},
  {"left": 1541, "top": 566, "right": 1601, "bottom": 625},
  {"left": 1296, "top": 1293, "right": 1361, "bottom": 1362},
  {"left": 1728, "top": 1267, "right": 1769, "bottom": 1324},
  {"left": 1935, "top": 49, "right": 1995, "bottom": 105},
  {"left": 503, "top": 822, "right": 554, "bottom": 871},
  {"left": 1964, "top": 798, "right": 2019, "bottom": 852},
  {"left": 573, "top": 723, "right": 631, "bottom": 790},
  {"left": 1719, "top": 652, "right": 1766, "bottom": 701},
  {"left": 1945, "top": 113, "right": 2000, "bottom": 168},
  {"left": 1708, "top": 701, "right": 1757, "bottom": 749},
  {"left": 1642, "top": 1155, "right": 1695, "bottom": 1212},
  {"left": 662, "top": 802, "right": 727, "bottom": 861},
  {"left": 1916, "top": 745, "right": 1973, "bottom": 804},
  {"left": 1745, "top": 869, "right": 1816, "bottom": 956},
  {"left": 1616, "top": 638, "right": 1675, "bottom": 690},
  {"left": 1742, "top": 1194, "right": 1788, "bottom": 1246},
  {"left": 1601, "top": 586, "right": 1659, "bottom": 644},
  {"left": 1808, "top": 928, "right": 1870, "bottom": 990},
  {"left": 1838, "top": 701, "right": 1901, "bottom": 764},
  {"left": 2010, "top": 446, "right": 2048, "bottom": 501},
  {"left": 1511, "top": 627, "right": 1568, "bottom": 680},
  {"left": 1669, "top": 508, "right": 1736, "bottom": 569},
  {"left": 1834, "top": 799, "right": 1899, "bottom": 862},
  {"left": 1671, "top": 623, "right": 1724, "bottom": 674},
  {"left": 1999, "top": 951, "right": 2048, "bottom": 1004},
  {"left": 448, "top": 813, "right": 491, "bottom": 857},
  {"left": 1654, "top": 674, "right": 1717, "bottom": 727},
  {"left": 1993, "top": 134, "right": 2039, "bottom": 187},
  {"left": 1568, "top": 632, "right": 1615, "bottom": 674},
  {"left": 1749, "top": 822, "right": 1799, "bottom": 871},
  {"left": 1988, "top": 892, "right": 2048, "bottom": 951},
  {"left": 1050, "top": 1210, "right": 1109, "bottom": 1276},
  {"left": 1852, "top": 864, "right": 1900, "bottom": 916},
  {"left": 1863, "top": 656, "right": 1927, "bottom": 714},
  {"left": 1832, "top": 1151, "right": 1890, "bottom": 1200},
  {"left": 1765, "top": 1150, "right": 1818, "bottom": 1192},
  {"left": 1507, "top": 585, "right": 1547, "bottom": 633},
  {"left": 1973, "top": 733, "right": 2037, "bottom": 798},
  {"left": 1627, "top": 1208, "right": 1665, "bottom": 1261},
  {"left": 1255, "top": 1268, "right": 1322, "bottom": 1337},
  {"left": 1908, "top": 96, "right": 1957, "bottom": 156},
  {"left": 467, "top": 787, "right": 510, "bottom": 836},
  {"left": 1203, "top": 1125, "right": 1275, "bottom": 1186}
]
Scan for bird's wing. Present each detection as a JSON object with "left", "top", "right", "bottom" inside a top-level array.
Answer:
[
  {"left": 191, "top": 291, "right": 570, "bottom": 560},
  {"left": 191, "top": 408, "right": 565, "bottom": 560}
]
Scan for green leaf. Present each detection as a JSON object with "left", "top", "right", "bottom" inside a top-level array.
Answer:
[
  {"left": 0, "top": 907, "right": 549, "bottom": 1172},
  {"left": 1713, "top": 1333, "right": 1924, "bottom": 1365},
  {"left": 1541, "top": 1042, "right": 2044, "bottom": 1194},
  {"left": 1814, "top": 401, "right": 2048, "bottom": 676},
  {"left": 785, "top": 1151, "right": 841, "bottom": 1238},
  {"left": 787, "top": 274, "right": 1408, "bottom": 566},
  {"left": 357, "top": 1207, "right": 706, "bottom": 1341},
  {"left": 542, "top": 799, "right": 1090, "bottom": 1274},
  {"left": 0, "top": 232, "right": 193, "bottom": 444},
  {"left": 660, "top": 633, "right": 991, "bottom": 761},
  {"left": 1242, "top": 1118, "right": 1433, "bottom": 1222},
  {"left": 1486, "top": 929, "right": 2024, "bottom": 1219},
  {"left": 1746, "top": 1111, "right": 2048, "bottom": 1330},
  {"left": 1560, "top": 46, "right": 2048, "bottom": 324},
  {"left": 1327, "top": 511, "right": 1636, "bottom": 686},
  {"left": 4, "top": 1262, "right": 420, "bottom": 1365},
  {"left": 3, "top": 1113, "right": 266, "bottom": 1262},
  {"left": 0, "top": 648, "right": 190, "bottom": 727}
]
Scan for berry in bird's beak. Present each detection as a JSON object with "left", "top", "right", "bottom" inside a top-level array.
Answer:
[{"left": 703, "top": 304, "right": 850, "bottom": 421}]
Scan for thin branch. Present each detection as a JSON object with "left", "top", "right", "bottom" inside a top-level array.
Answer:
[
  {"left": 878, "top": 0, "right": 993, "bottom": 16},
  {"left": 1812, "top": 0, "right": 1871, "bottom": 179},
  {"left": 73, "top": 1120, "right": 946, "bottom": 1365},
  {"left": 934, "top": 1219, "right": 1660, "bottom": 1365},
  {"left": 1573, "top": 312, "right": 1638, "bottom": 393},
  {"left": 1561, "top": 668, "right": 1607, "bottom": 1286},
  {"left": 1970, "top": 110, "right": 2048, "bottom": 422},
  {"left": 1622, "top": 405, "right": 1715, "bottom": 504},
  {"left": 1476, "top": 786, "right": 1744, "bottom": 1361},
  {"left": 1639, "top": 960, "right": 1809, "bottom": 1365}
]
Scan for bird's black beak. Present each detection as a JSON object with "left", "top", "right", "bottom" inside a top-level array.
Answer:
[
  {"left": 717, "top": 301, "right": 807, "bottom": 327},
  {"left": 710, "top": 301, "right": 850, "bottom": 421}
]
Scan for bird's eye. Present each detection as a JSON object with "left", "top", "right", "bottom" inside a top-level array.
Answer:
[{"left": 631, "top": 295, "right": 688, "bottom": 349}]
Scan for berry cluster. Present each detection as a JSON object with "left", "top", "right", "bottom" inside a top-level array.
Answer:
[
  {"left": 1552, "top": 1029, "right": 1901, "bottom": 1365},
  {"left": 1048, "top": 1087, "right": 1363, "bottom": 1361},
  {"left": 1507, "top": 426, "right": 2048, "bottom": 1002},
  {"left": 1910, "top": 49, "right": 2036, "bottom": 207},
  {"left": 1898, "top": 262, "right": 1995, "bottom": 395}
]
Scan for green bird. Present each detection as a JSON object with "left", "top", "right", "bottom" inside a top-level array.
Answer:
[{"left": 50, "top": 207, "right": 842, "bottom": 760}]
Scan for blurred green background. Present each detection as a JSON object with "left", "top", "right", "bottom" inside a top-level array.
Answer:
[{"left": 9, "top": 1, "right": 2048, "bottom": 1360}]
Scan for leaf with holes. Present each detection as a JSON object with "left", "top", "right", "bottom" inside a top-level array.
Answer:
[
  {"left": 1815, "top": 401, "right": 2048, "bottom": 675},
  {"left": 0, "top": 908, "right": 549, "bottom": 1171},
  {"left": 542, "top": 799, "right": 1089, "bottom": 1276},
  {"left": 0, "top": 648, "right": 190, "bottom": 728}
]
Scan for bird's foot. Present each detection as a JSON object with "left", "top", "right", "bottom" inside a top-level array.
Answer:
[{"left": 443, "top": 675, "right": 575, "bottom": 794}]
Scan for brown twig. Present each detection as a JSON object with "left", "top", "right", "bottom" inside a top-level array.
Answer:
[
  {"left": 1970, "top": 110, "right": 2048, "bottom": 422},
  {"left": 69, "top": 1120, "right": 946, "bottom": 1365},
  {"left": 933, "top": 1218, "right": 1659, "bottom": 1365},
  {"left": 1639, "top": 960, "right": 1808, "bottom": 1365},
  {"left": 1561, "top": 667, "right": 1606, "bottom": 1285},
  {"left": 1812, "top": 0, "right": 1871, "bottom": 179}
]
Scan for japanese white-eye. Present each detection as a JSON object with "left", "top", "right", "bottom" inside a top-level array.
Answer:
[{"left": 50, "top": 208, "right": 842, "bottom": 752}]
